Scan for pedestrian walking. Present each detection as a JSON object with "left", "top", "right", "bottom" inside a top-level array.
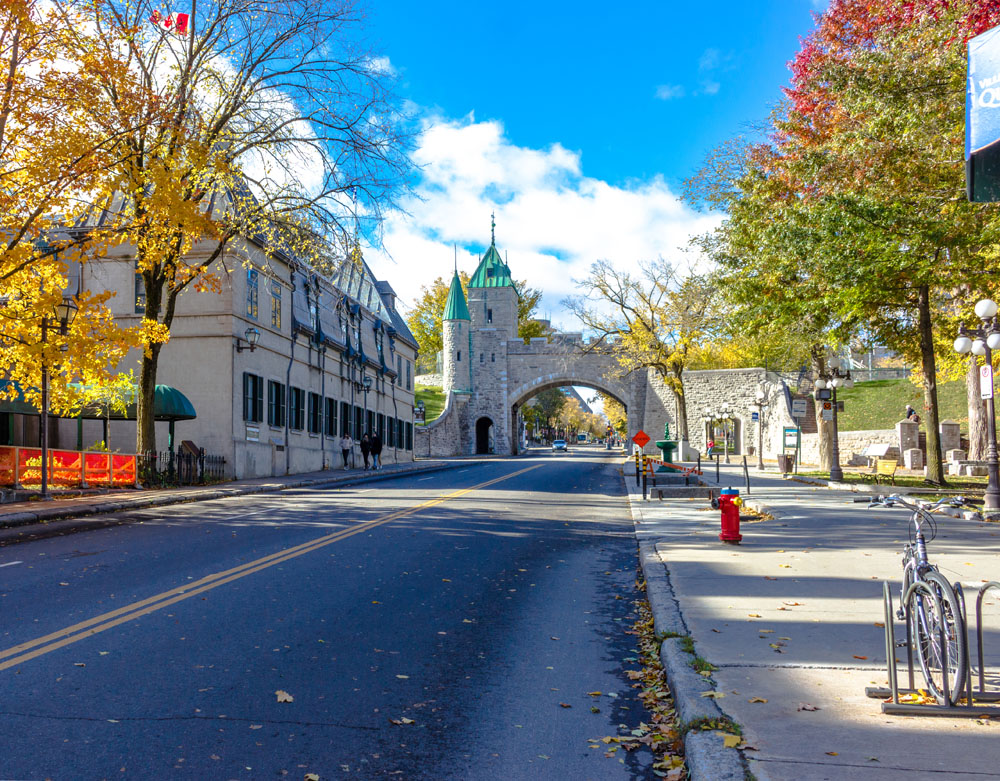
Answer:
[
  {"left": 339, "top": 432, "right": 353, "bottom": 470},
  {"left": 371, "top": 431, "right": 383, "bottom": 470},
  {"left": 360, "top": 433, "right": 371, "bottom": 470}
]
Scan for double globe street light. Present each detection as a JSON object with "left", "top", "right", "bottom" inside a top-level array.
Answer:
[
  {"left": 953, "top": 298, "right": 1000, "bottom": 512},
  {"left": 813, "top": 355, "right": 854, "bottom": 483}
]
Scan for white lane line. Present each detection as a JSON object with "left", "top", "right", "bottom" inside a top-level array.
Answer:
[
  {"left": 418, "top": 476, "right": 434, "bottom": 481},
  {"left": 355, "top": 489, "right": 373, "bottom": 493},
  {"left": 0, "top": 561, "right": 23, "bottom": 568},
  {"left": 458, "top": 469, "right": 469, "bottom": 473}
]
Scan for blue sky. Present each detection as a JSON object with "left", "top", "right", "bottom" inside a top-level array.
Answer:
[{"left": 365, "top": 1, "right": 828, "bottom": 330}]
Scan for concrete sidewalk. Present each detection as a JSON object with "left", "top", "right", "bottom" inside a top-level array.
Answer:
[
  {"left": 628, "top": 459, "right": 1000, "bottom": 781},
  {"left": 0, "top": 458, "right": 467, "bottom": 541}
]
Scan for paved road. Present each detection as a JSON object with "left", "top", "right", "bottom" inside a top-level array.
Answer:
[{"left": 1, "top": 449, "right": 653, "bottom": 780}]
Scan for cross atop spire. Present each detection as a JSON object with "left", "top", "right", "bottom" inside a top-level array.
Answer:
[{"left": 491, "top": 211, "right": 495, "bottom": 245}]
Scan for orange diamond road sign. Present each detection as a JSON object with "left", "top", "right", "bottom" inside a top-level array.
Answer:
[{"left": 632, "top": 430, "right": 650, "bottom": 448}]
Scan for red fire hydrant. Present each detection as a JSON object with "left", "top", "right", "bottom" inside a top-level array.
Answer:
[{"left": 718, "top": 488, "right": 743, "bottom": 544}]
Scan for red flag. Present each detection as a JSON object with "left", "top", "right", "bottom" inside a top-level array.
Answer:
[{"left": 149, "top": 10, "right": 189, "bottom": 36}]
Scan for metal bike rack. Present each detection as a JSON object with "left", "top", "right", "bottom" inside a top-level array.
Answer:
[{"left": 866, "top": 580, "right": 1000, "bottom": 717}]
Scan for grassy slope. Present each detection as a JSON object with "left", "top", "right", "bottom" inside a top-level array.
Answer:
[
  {"left": 837, "top": 378, "right": 976, "bottom": 432},
  {"left": 414, "top": 384, "right": 445, "bottom": 424}
]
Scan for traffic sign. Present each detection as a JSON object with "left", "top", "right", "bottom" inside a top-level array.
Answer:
[
  {"left": 751, "top": 412, "right": 759, "bottom": 421},
  {"left": 821, "top": 401, "right": 834, "bottom": 421},
  {"left": 982, "top": 364, "right": 994, "bottom": 400},
  {"left": 632, "top": 430, "right": 650, "bottom": 448},
  {"left": 791, "top": 399, "right": 808, "bottom": 418}
]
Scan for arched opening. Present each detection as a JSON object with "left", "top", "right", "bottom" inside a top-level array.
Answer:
[
  {"left": 475, "top": 417, "right": 494, "bottom": 454},
  {"left": 510, "top": 381, "right": 627, "bottom": 454}
]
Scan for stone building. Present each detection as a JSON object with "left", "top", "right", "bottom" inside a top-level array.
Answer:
[{"left": 8, "top": 237, "right": 419, "bottom": 479}]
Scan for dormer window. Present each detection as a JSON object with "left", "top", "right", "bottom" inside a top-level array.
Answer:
[{"left": 486, "top": 266, "right": 494, "bottom": 278}]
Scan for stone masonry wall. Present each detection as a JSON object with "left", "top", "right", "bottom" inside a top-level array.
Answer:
[{"left": 799, "top": 429, "right": 898, "bottom": 467}]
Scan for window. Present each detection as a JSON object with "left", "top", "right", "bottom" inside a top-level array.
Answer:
[
  {"left": 377, "top": 413, "right": 385, "bottom": 441},
  {"left": 480, "top": 353, "right": 484, "bottom": 364},
  {"left": 386, "top": 417, "right": 395, "bottom": 448},
  {"left": 487, "top": 308, "right": 492, "bottom": 323},
  {"left": 308, "top": 392, "right": 322, "bottom": 434},
  {"left": 366, "top": 410, "right": 375, "bottom": 436},
  {"left": 267, "top": 380, "right": 286, "bottom": 427},
  {"left": 134, "top": 261, "right": 146, "bottom": 314},
  {"left": 325, "top": 398, "right": 338, "bottom": 436},
  {"left": 242, "top": 373, "right": 263, "bottom": 423},
  {"left": 270, "top": 281, "right": 281, "bottom": 328},
  {"left": 486, "top": 266, "right": 494, "bottom": 278},
  {"left": 340, "top": 401, "right": 351, "bottom": 436},
  {"left": 246, "top": 268, "right": 259, "bottom": 320},
  {"left": 397, "top": 418, "right": 404, "bottom": 448},
  {"left": 405, "top": 422, "right": 413, "bottom": 450},
  {"left": 354, "top": 406, "right": 363, "bottom": 440},
  {"left": 491, "top": 353, "right": 495, "bottom": 362},
  {"left": 397, "top": 355, "right": 402, "bottom": 378},
  {"left": 406, "top": 360, "right": 411, "bottom": 390},
  {"left": 289, "top": 387, "right": 305, "bottom": 430},
  {"left": 456, "top": 350, "right": 461, "bottom": 362}
]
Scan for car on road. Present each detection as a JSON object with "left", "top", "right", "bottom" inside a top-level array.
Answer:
[{"left": 552, "top": 439, "right": 568, "bottom": 451}]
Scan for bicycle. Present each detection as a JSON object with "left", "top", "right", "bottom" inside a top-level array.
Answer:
[{"left": 863, "top": 494, "right": 982, "bottom": 703}]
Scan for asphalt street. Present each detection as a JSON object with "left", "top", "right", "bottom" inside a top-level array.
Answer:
[{"left": 0, "top": 448, "right": 654, "bottom": 780}]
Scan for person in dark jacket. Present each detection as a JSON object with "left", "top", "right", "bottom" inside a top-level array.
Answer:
[
  {"left": 371, "top": 431, "right": 383, "bottom": 470},
  {"left": 360, "top": 433, "right": 371, "bottom": 470}
]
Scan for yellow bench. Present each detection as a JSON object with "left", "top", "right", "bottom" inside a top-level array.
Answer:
[{"left": 865, "top": 458, "right": 898, "bottom": 486}]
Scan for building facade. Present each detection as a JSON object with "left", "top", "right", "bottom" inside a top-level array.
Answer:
[{"left": 22, "top": 239, "right": 420, "bottom": 479}]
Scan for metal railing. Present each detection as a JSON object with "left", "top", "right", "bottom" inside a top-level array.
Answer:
[{"left": 139, "top": 449, "right": 226, "bottom": 486}]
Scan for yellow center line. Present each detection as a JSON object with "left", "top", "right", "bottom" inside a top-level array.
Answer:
[{"left": 0, "top": 463, "right": 542, "bottom": 672}]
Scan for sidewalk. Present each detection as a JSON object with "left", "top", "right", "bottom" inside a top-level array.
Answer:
[
  {"left": 0, "top": 459, "right": 465, "bottom": 541},
  {"left": 627, "top": 460, "right": 1000, "bottom": 781}
]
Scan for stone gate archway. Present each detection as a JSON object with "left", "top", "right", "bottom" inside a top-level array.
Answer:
[{"left": 475, "top": 416, "right": 494, "bottom": 454}]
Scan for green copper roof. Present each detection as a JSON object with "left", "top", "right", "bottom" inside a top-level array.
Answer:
[
  {"left": 469, "top": 241, "right": 514, "bottom": 288},
  {"left": 443, "top": 270, "right": 470, "bottom": 321}
]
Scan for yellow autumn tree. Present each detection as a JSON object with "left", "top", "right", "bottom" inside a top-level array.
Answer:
[
  {"left": 564, "top": 259, "right": 719, "bottom": 442},
  {"left": 0, "top": 0, "right": 140, "bottom": 415},
  {"left": 58, "top": 0, "right": 412, "bottom": 453}
]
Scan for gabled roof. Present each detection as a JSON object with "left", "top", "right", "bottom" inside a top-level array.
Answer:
[
  {"left": 443, "top": 270, "right": 470, "bottom": 321},
  {"left": 468, "top": 240, "right": 514, "bottom": 288}
]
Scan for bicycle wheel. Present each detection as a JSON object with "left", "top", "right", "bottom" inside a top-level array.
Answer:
[{"left": 907, "top": 571, "right": 967, "bottom": 703}]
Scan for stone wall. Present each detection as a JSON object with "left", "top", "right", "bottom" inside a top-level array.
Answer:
[
  {"left": 414, "top": 391, "right": 469, "bottom": 457},
  {"left": 798, "top": 428, "right": 897, "bottom": 466}
]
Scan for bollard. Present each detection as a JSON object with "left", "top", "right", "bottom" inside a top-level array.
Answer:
[
  {"left": 697, "top": 453, "right": 701, "bottom": 476},
  {"left": 718, "top": 487, "right": 743, "bottom": 544},
  {"left": 642, "top": 469, "right": 647, "bottom": 500},
  {"left": 716, "top": 455, "right": 720, "bottom": 483},
  {"left": 635, "top": 451, "right": 641, "bottom": 486},
  {"left": 743, "top": 455, "right": 750, "bottom": 496}
]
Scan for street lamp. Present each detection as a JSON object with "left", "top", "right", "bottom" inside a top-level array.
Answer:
[
  {"left": 814, "top": 354, "right": 853, "bottom": 483},
  {"left": 754, "top": 386, "right": 768, "bottom": 471},
  {"left": 362, "top": 374, "right": 372, "bottom": 436},
  {"left": 954, "top": 298, "right": 1000, "bottom": 512},
  {"left": 39, "top": 296, "right": 79, "bottom": 499},
  {"left": 702, "top": 408, "right": 715, "bottom": 458}
]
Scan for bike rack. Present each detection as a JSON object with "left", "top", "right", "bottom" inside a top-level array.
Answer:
[{"left": 866, "top": 580, "right": 1000, "bottom": 717}]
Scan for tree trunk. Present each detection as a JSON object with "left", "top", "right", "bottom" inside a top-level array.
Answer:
[
  {"left": 917, "top": 284, "right": 944, "bottom": 485},
  {"left": 136, "top": 344, "right": 161, "bottom": 455},
  {"left": 812, "top": 344, "right": 832, "bottom": 471},
  {"left": 675, "top": 378, "right": 689, "bottom": 442},
  {"left": 967, "top": 354, "right": 988, "bottom": 460}
]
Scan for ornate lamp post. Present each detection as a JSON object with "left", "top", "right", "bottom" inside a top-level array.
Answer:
[
  {"left": 754, "top": 386, "right": 768, "bottom": 471},
  {"left": 39, "top": 296, "right": 79, "bottom": 499},
  {"left": 702, "top": 408, "right": 715, "bottom": 458},
  {"left": 813, "top": 355, "right": 853, "bottom": 483},
  {"left": 362, "top": 374, "right": 372, "bottom": 436},
  {"left": 954, "top": 298, "right": 1000, "bottom": 512}
]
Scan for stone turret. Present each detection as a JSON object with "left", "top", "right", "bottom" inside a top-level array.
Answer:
[
  {"left": 467, "top": 217, "right": 518, "bottom": 341},
  {"left": 442, "top": 270, "right": 471, "bottom": 393}
]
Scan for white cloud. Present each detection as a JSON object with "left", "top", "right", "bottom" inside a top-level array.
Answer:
[
  {"left": 655, "top": 84, "right": 686, "bottom": 101},
  {"left": 364, "top": 113, "right": 721, "bottom": 334},
  {"left": 700, "top": 80, "right": 721, "bottom": 96}
]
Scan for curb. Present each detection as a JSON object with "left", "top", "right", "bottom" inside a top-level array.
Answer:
[
  {"left": 0, "top": 460, "right": 470, "bottom": 542},
  {"left": 629, "top": 480, "right": 748, "bottom": 781}
]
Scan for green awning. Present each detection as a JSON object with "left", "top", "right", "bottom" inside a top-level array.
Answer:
[{"left": 0, "top": 381, "right": 197, "bottom": 422}]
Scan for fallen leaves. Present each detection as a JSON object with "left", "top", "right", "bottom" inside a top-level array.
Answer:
[
  {"left": 722, "top": 733, "right": 742, "bottom": 748},
  {"left": 853, "top": 655, "right": 868, "bottom": 660},
  {"left": 559, "top": 702, "right": 572, "bottom": 708},
  {"left": 798, "top": 703, "right": 819, "bottom": 711},
  {"left": 700, "top": 691, "right": 725, "bottom": 699},
  {"left": 748, "top": 697, "right": 768, "bottom": 703},
  {"left": 388, "top": 717, "right": 415, "bottom": 726},
  {"left": 275, "top": 690, "right": 294, "bottom": 703}
]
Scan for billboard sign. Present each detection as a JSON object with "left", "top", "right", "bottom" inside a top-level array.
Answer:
[{"left": 967, "top": 24, "right": 1000, "bottom": 200}]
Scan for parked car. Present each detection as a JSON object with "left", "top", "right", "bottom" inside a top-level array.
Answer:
[{"left": 552, "top": 439, "right": 568, "bottom": 451}]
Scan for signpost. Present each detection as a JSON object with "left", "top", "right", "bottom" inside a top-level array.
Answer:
[
  {"left": 821, "top": 401, "right": 834, "bottom": 421},
  {"left": 632, "top": 430, "right": 650, "bottom": 450},
  {"left": 782, "top": 426, "right": 801, "bottom": 474},
  {"left": 967, "top": 24, "right": 1000, "bottom": 201},
  {"left": 791, "top": 399, "right": 808, "bottom": 418}
]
